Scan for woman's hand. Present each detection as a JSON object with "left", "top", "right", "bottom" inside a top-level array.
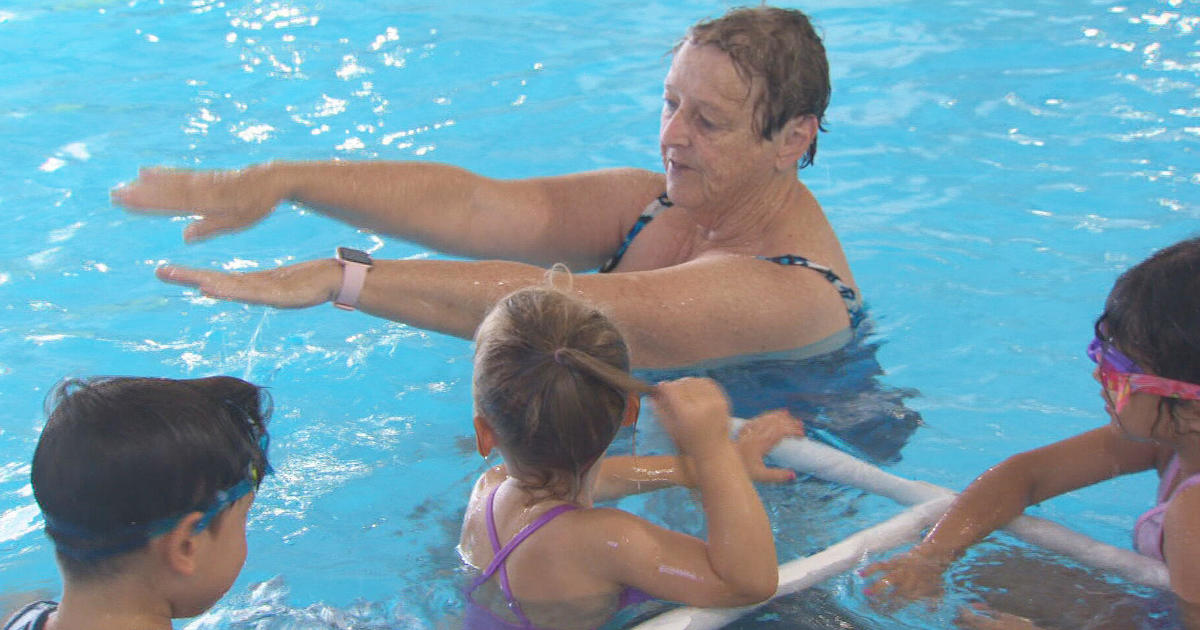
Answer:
[
  {"left": 113, "top": 165, "right": 285, "bottom": 242},
  {"left": 156, "top": 259, "right": 341, "bottom": 309},
  {"left": 735, "top": 410, "right": 804, "bottom": 483},
  {"left": 652, "top": 378, "right": 733, "bottom": 457},
  {"left": 861, "top": 548, "right": 949, "bottom": 606}
]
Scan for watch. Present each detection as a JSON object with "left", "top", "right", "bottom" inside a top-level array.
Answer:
[{"left": 334, "top": 247, "right": 373, "bottom": 311}]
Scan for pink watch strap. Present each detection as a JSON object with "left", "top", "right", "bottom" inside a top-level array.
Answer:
[{"left": 334, "top": 260, "right": 370, "bottom": 311}]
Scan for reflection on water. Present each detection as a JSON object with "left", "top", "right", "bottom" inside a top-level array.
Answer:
[{"left": 185, "top": 576, "right": 418, "bottom": 630}]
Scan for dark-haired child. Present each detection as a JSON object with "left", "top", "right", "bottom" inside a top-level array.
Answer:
[
  {"left": 864, "top": 236, "right": 1200, "bottom": 629},
  {"left": 459, "top": 286, "right": 804, "bottom": 630},
  {"left": 3, "top": 376, "right": 272, "bottom": 630}
]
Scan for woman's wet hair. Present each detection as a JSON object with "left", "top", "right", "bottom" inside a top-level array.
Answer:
[
  {"left": 1096, "top": 235, "right": 1200, "bottom": 432},
  {"left": 680, "top": 6, "right": 830, "bottom": 168},
  {"left": 31, "top": 375, "right": 271, "bottom": 580},
  {"left": 473, "top": 286, "right": 652, "bottom": 497}
]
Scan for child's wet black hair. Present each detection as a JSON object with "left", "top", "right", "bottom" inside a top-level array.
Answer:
[{"left": 31, "top": 375, "right": 271, "bottom": 579}]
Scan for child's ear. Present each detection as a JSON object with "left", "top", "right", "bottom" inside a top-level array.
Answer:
[
  {"left": 474, "top": 414, "right": 496, "bottom": 457},
  {"left": 1176, "top": 402, "right": 1200, "bottom": 437},
  {"left": 154, "top": 512, "right": 205, "bottom": 576},
  {"left": 621, "top": 396, "right": 641, "bottom": 427}
]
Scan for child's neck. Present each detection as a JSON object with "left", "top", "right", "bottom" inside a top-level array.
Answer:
[
  {"left": 1173, "top": 436, "right": 1200, "bottom": 475},
  {"left": 504, "top": 474, "right": 595, "bottom": 508},
  {"left": 49, "top": 577, "right": 174, "bottom": 630}
]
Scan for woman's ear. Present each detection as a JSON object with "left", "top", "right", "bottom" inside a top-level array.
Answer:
[
  {"left": 474, "top": 414, "right": 497, "bottom": 457},
  {"left": 773, "top": 114, "right": 818, "bottom": 171},
  {"left": 153, "top": 512, "right": 205, "bottom": 576},
  {"left": 621, "top": 396, "right": 641, "bottom": 427}
]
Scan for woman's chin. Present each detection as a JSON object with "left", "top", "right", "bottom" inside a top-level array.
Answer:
[{"left": 664, "top": 179, "right": 701, "bottom": 208}]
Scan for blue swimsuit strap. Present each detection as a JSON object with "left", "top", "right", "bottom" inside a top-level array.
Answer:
[
  {"left": 758, "top": 254, "right": 864, "bottom": 328},
  {"left": 469, "top": 485, "right": 580, "bottom": 629},
  {"left": 1, "top": 601, "right": 55, "bottom": 630},
  {"left": 598, "top": 193, "right": 672, "bottom": 273}
]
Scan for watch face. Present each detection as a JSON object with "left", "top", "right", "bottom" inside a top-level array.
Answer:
[{"left": 337, "top": 247, "right": 372, "bottom": 265}]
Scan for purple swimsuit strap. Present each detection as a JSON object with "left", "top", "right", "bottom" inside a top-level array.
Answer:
[
  {"left": 1135, "top": 455, "right": 1200, "bottom": 559},
  {"left": 469, "top": 485, "right": 579, "bottom": 628},
  {"left": 1159, "top": 455, "right": 1183, "bottom": 503}
]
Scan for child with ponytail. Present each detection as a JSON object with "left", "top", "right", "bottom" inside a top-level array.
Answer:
[{"left": 459, "top": 286, "right": 803, "bottom": 629}]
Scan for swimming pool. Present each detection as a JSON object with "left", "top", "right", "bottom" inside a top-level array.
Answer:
[{"left": 1, "top": 0, "right": 1196, "bottom": 627}]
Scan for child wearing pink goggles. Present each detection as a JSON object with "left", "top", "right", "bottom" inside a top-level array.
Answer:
[
  {"left": 1088, "top": 336, "right": 1200, "bottom": 415},
  {"left": 863, "top": 236, "right": 1200, "bottom": 629}
]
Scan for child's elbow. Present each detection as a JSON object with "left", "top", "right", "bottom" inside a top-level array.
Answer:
[{"left": 731, "top": 571, "right": 778, "bottom": 605}]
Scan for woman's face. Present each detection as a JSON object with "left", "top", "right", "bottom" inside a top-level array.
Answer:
[{"left": 659, "top": 43, "right": 779, "bottom": 210}]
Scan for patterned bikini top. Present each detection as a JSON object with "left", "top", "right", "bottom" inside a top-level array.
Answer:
[{"left": 599, "top": 194, "right": 863, "bottom": 328}]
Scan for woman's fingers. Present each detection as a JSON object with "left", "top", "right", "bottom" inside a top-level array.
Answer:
[
  {"left": 155, "top": 259, "right": 339, "bottom": 309},
  {"left": 113, "top": 166, "right": 279, "bottom": 242},
  {"left": 113, "top": 167, "right": 205, "bottom": 213}
]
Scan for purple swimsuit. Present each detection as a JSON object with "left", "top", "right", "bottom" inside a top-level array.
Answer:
[
  {"left": 1133, "top": 454, "right": 1200, "bottom": 562},
  {"left": 464, "top": 486, "right": 651, "bottom": 630}
]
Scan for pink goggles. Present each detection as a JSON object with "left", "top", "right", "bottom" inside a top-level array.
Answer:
[{"left": 1087, "top": 337, "right": 1200, "bottom": 413}]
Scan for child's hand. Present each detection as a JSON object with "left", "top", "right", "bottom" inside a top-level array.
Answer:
[
  {"left": 652, "top": 378, "right": 733, "bottom": 457},
  {"left": 955, "top": 603, "right": 1045, "bottom": 630},
  {"left": 860, "top": 549, "right": 948, "bottom": 607},
  {"left": 735, "top": 410, "right": 804, "bottom": 483}
]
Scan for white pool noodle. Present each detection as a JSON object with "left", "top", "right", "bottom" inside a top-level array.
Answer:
[
  {"left": 634, "top": 496, "right": 956, "bottom": 630},
  {"left": 631, "top": 421, "right": 1168, "bottom": 630}
]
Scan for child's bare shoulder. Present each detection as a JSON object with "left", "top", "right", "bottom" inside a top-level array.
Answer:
[
  {"left": 557, "top": 507, "right": 671, "bottom": 557},
  {"left": 1165, "top": 479, "right": 1200, "bottom": 600},
  {"left": 1167, "top": 477, "right": 1200, "bottom": 523}
]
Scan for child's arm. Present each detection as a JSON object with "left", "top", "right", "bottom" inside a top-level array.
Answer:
[
  {"left": 863, "top": 425, "right": 1158, "bottom": 604},
  {"left": 583, "top": 378, "right": 778, "bottom": 606},
  {"left": 591, "top": 409, "right": 803, "bottom": 501}
]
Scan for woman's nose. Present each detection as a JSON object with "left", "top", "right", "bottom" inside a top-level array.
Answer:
[{"left": 660, "top": 110, "right": 689, "bottom": 147}]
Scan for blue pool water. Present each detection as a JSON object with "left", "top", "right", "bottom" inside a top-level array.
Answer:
[{"left": 1, "top": 0, "right": 1197, "bottom": 627}]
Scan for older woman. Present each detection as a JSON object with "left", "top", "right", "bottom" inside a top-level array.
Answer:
[{"left": 113, "top": 6, "right": 857, "bottom": 369}]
